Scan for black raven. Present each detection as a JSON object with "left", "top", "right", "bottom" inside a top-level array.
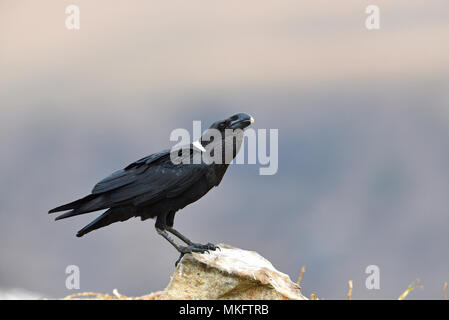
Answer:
[{"left": 49, "top": 113, "right": 254, "bottom": 263}]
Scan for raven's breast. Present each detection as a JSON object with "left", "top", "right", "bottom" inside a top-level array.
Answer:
[
  {"left": 139, "top": 175, "right": 214, "bottom": 220},
  {"left": 175, "top": 176, "right": 214, "bottom": 209}
]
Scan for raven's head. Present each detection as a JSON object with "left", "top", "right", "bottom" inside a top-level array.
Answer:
[
  {"left": 207, "top": 113, "right": 254, "bottom": 132},
  {"left": 199, "top": 113, "right": 254, "bottom": 164}
]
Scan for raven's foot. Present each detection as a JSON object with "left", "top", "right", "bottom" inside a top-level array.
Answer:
[
  {"left": 174, "top": 244, "right": 219, "bottom": 266},
  {"left": 175, "top": 253, "right": 184, "bottom": 267},
  {"left": 178, "top": 244, "right": 210, "bottom": 254},
  {"left": 191, "top": 242, "right": 219, "bottom": 251}
]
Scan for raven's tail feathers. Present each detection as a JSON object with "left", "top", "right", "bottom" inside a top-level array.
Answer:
[
  {"left": 76, "top": 207, "right": 135, "bottom": 237},
  {"left": 49, "top": 194, "right": 97, "bottom": 213},
  {"left": 49, "top": 194, "right": 109, "bottom": 220}
]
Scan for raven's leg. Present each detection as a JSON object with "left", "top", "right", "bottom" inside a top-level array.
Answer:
[
  {"left": 165, "top": 211, "right": 218, "bottom": 251},
  {"left": 155, "top": 213, "right": 209, "bottom": 266},
  {"left": 166, "top": 227, "right": 193, "bottom": 245},
  {"left": 165, "top": 211, "right": 193, "bottom": 245}
]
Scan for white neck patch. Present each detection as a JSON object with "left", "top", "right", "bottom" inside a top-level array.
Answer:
[{"left": 192, "top": 140, "right": 206, "bottom": 153}]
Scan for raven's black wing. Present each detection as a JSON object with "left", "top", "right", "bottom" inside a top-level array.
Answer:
[
  {"left": 49, "top": 147, "right": 209, "bottom": 219},
  {"left": 91, "top": 150, "right": 169, "bottom": 195},
  {"left": 96, "top": 154, "right": 209, "bottom": 206}
]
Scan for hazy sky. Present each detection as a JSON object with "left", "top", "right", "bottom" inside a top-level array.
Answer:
[{"left": 1, "top": 1, "right": 449, "bottom": 299}]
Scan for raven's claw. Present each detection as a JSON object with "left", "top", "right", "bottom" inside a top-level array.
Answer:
[
  {"left": 192, "top": 242, "right": 218, "bottom": 251},
  {"left": 175, "top": 253, "right": 184, "bottom": 266},
  {"left": 175, "top": 243, "right": 219, "bottom": 265},
  {"left": 179, "top": 245, "right": 208, "bottom": 254},
  {"left": 174, "top": 245, "right": 206, "bottom": 266}
]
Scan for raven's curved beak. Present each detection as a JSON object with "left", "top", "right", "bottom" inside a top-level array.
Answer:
[{"left": 229, "top": 113, "right": 254, "bottom": 130}]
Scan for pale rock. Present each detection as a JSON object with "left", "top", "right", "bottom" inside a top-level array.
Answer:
[{"left": 153, "top": 244, "right": 306, "bottom": 300}]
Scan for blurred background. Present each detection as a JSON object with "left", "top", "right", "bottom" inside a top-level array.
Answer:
[{"left": 1, "top": 0, "right": 448, "bottom": 299}]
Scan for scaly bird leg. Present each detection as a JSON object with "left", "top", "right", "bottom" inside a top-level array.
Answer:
[
  {"left": 156, "top": 228, "right": 211, "bottom": 266},
  {"left": 166, "top": 226, "right": 218, "bottom": 251}
]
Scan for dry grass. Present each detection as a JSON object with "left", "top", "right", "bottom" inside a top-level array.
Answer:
[
  {"left": 309, "top": 293, "right": 318, "bottom": 300},
  {"left": 63, "top": 289, "right": 162, "bottom": 300},
  {"left": 397, "top": 279, "right": 423, "bottom": 300},
  {"left": 297, "top": 266, "right": 306, "bottom": 286},
  {"left": 347, "top": 280, "right": 353, "bottom": 300},
  {"left": 63, "top": 292, "right": 116, "bottom": 300},
  {"left": 62, "top": 268, "right": 445, "bottom": 300}
]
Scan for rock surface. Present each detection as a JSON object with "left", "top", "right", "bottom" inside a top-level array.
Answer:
[
  {"left": 64, "top": 244, "right": 307, "bottom": 300},
  {"left": 147, "top": 244, "right": 306, "bottom": 300}
]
